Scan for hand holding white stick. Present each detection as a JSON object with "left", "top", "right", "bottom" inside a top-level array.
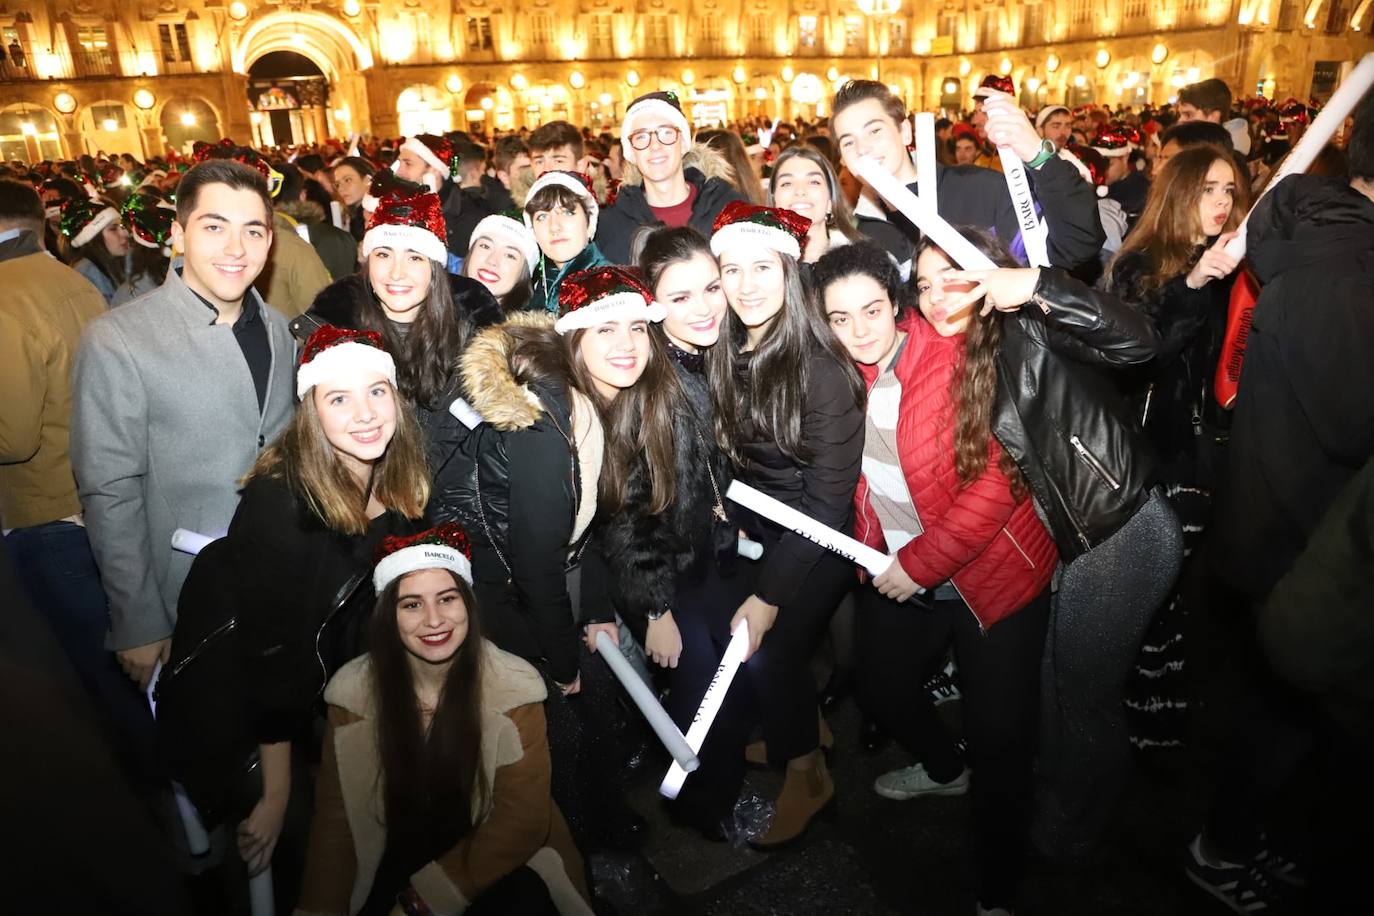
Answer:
[
  {"left": 852, "top": 157, "right": 997, "bottom": 272},
  {"left": 725, "top": 481, "right": 894, "bottom": 577},
  {"left": 596, "top": 630, "right": 698, "bottom": 772},
  {"left": 659, "top": 620, "right": 751, "bottom": 799}
]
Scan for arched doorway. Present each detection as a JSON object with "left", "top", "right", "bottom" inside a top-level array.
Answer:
[
  {"left": 397, "top": 84, "right": 451, "bottom": 137},
  {"left": 1, "top": 104, "right": 63, "bottom": 161},
  {"left": 160, "top": 98, "right": 221, "bottom": 155},
  {"left": 78, "top": 100, "right": 142, "bottom": 158},
  {"left": 248, "top": 51, "right": 330, "bottom": 147}
]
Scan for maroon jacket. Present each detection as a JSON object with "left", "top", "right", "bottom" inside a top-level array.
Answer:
[{"left": 853, "top": 316, "right": 1057, "bottom": 628}]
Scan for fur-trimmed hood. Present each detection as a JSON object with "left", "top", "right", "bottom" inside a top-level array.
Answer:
[
  {"left": 619, "top": 140, "right": 735, "bottom": 188},
  {"left": 458, "top": 311, "right": 562, "bottom": 432},
  {"left": 277, "top": 198, "right": 328, "bottom": 226}
]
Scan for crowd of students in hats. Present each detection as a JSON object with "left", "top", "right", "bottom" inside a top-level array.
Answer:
[{"left": 3, "top": 71, "right": 1373, "bottom": 916}]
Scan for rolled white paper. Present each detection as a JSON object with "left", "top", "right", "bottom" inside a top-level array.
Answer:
[
  {"left": 914, "top": 112, "right": 937, "bottom": 206},
  {"left": 1224, "top": 52, "right": 1374, "bottom": 260},
  {"left": 249, "top": 867, "right": 275, "bottom": 916},
  {"left": 596, "top": 630, "right": 699, "bottom": 772},
  {"left": 171, "top": 528, "right": 214, "bottom": 556},
  {"left": 737, "top": 538, "right": 764, "bottom": 561},
  {"left": 853, "top": 157, "right": 997, "bottom": 271},
  {"left": 726, "top": 481, "right": 894, "bottom": 577},
  {"left": 659, "top": 619, "right": 751, "bottom": 799}
]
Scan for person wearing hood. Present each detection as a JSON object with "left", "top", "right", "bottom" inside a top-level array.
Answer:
[
  {"left": 1191, "top": 90, "right": 1374, "bottom": 914},
  {"left": 595, "top": 91, "right": 747, "bottom": 264},
  {"left": 273, "top": 162, "right": 358, "bottom": 282},
  {"left": 523, "top": 170, "right": 609, "bottom": 314}
]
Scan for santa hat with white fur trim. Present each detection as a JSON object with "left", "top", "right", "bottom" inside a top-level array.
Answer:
[
  {"left": 709, "top": 200, "right": 811, "bottom": 261},
  {"left": 398, "top": 133, "right": 460, "bottom": 182},
  {"left": 524, "top": 170, "right": 600, "bottom": 238},
  {"left": 621, "top": 90, "right": 693, "bottom": 159},
  {"left": 363, "top": 188, "right": 450, "bottom": 265},
  {"left": 373, "top": 523, "right": 474, "bottom": 592},
  {"left": 296, "top": 325, "right": 398, "bottom": 400},
  {"left": 555, "top": 265, "right": 665, "bottom": 334},
  {"left": 470, "top": 212, "right": 540, "bottom": 271},
  {"left": 59, "top": 196, "right": 120, "bottom": 248}
]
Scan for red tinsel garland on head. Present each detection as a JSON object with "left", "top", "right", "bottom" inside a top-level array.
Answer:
[
  {"left": 298, "top": 325, "right": 389, "bottom": 370},
  {"left": 375, "top": 523, "right": 473, "bottom": 565}
]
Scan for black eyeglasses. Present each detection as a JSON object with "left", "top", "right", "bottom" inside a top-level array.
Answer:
[{"left": 628, "top": 126, "right": 681, "bottom": 150}]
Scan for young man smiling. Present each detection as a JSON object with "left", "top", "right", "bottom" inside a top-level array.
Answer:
[
  {"left": 72, "top": 159, "right": 294, "bottom": 690},
  {"left": 596, "top": 91, "right": 745, "bottom": 263},
  {"left": 830, "top": 80, "right": 1104, "bottom": 273}
]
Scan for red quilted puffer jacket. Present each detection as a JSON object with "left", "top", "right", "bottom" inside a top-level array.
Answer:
[{"left": 854, "top": 315, "right": 1058, "bottom": 629}]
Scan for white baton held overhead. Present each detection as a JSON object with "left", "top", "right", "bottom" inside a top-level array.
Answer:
[
  {"left": 726, "top": 481, "right": 894, "bottom": 577},
  {"left": 1225, "top": 52, "right": 1374, "bottom": 260},
  {"left": 595, "top": 630, "right": 699, "bottom": 773},
  {"left": 853, "top": 157, "right": 998, "bottom": 272},
  {"left": 659, "top": 620, "right": 751, "bottom": 799},
  {"left": 914, "top": 112, "right": 937, "bottom": 206}
]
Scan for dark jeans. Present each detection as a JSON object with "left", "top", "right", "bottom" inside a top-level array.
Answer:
[
  {"left": 466, "top": 865, "right": 560, "bottom": 916},
  {"left": 745, "top": 551, "right": 854, "bottom": 764},
  {"left": 4, "top": 520, "right": 161, "bottom": 786},
  {"left": 1035, "top": 487, "right": 1184, "bottom": 860},
  {"left": 659, "top": 564, "right": 756, "bottom": 827},
  {"left": 857, "top": 586, "right": 1050, "bottom": 910}
]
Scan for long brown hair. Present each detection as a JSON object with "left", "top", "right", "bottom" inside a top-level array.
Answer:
[
  {"left": 360, "top": 257, "right": 473, "bottom": 410},
  {"left": 245, "top": 384, "right": 430, "bottom": 535},
  {"left": 368, "top": 570, "right": 488, "bottom": 853},
  {"left": 1109, "top": 146, "right": 1249, "bottom": 290},
  {"left": 698, "top": 129, "right": 767, "bottom": 205},
  {"left": 768, "top": 144, "right": 863, "bottom": 243},
  {"left": 916, "top": 230, "right": 1028, "bottom": 499}
]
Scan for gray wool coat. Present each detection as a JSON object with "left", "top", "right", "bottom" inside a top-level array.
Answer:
[{"left": 71, "top": 264, "right": 294, "bottom": 651}]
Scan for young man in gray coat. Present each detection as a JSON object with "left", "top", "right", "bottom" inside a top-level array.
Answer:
[{"left": 72, "top": 160, "right": 295, "bottom": 690}]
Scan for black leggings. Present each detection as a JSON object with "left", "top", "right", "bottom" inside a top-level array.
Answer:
[{"left": 856, "top": 587, "right": 1050, "bottom": 911}]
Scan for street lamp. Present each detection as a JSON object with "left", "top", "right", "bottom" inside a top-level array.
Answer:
[{"left": 856, "top": 0, "right": 902, "bottom": 84}]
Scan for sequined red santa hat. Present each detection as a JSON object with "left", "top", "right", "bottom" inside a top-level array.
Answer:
[
  {"left": 373, "top": 523, "right": 474, "bottom": 591},
  {"left": 1059, "top": 145, "right": 1110, "bottom": 198},
  {"left": 709, "top": 200, "right": 811, "bottom": 261},
  {"left": 555, "top": 265, "right": 666, "bottom": 334},
  {"left": 361, "top": 168, "right": 427, "bottom": 214},
  {"left": 363, "top": 187, "right": 449, "bottom": 265},
  {"left": 974, "top": 74, "right": 1016, "bottom": 99},
  {"left": 1091, "top": 123, "right": 1136, "bottom": 158},
  {"left": 523, "top": 169, "right": 600, "bottom": 237},
  {"left": 398, "top": 133, "right": 460, "bottom": 182},
  {"left": 296, "top": 325, "right": 398, "bottom": 399}
]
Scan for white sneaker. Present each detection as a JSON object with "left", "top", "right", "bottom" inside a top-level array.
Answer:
[{"left": 873, "top": 763, "right": 970, "bottom": 800}]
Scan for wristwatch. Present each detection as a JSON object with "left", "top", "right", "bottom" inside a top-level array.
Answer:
[
  {"left": 646, "top": 605, "right": 671, "bottom": 622},
  {"left": 1025, "top": 138, "right": 1056, "bottom": 170}
]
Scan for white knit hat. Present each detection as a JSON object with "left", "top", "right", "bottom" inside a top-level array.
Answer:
[
  {"left": 469, "top": 213, "right": 540, "bottom": 271},
  {"left": 523, "top": 170, "right": 600, "bottom": 238}
]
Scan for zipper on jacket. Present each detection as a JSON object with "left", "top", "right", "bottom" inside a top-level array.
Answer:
[
  {"left": 1069, "top": 434, "right": 1121, "bottom": 491},
  {"left": 473, "top": 466, "right": 513, "bottom": 581},
  {"left": 314, "top": 576, "right": 366, "bottom": 703},
  {"left": 162, "top": 617, "right": 237, "bottom": 682}
]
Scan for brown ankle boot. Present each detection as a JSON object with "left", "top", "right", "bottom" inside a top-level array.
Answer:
[
  {"left": 745, "top": 711, "right": 834, "bottom": 767},
  {"left": 749, "top": 754, "right": 834, "bottom": 848}
]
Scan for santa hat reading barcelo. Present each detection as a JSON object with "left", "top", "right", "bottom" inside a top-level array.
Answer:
[
  {"left": 59, "top": 196, "right": 120, "bottom": 248},
  {"left": 470, "top": 210, "right": 540, "bottom": 271},
  {"left": 621, "top": 90, "right": 693, "bottom": 158},
  {"left": 362, "top": 187, "right": 450, "bottom": 265},
  {"left": 555, "top": 265, "right": 665, "bottom": 334},
  {"left": 524, "top": 169, "right": 600, "bottom": 237},
  {"left": 399, "top": 133, "right": 461, "bottom": 182},
  {"left": 296, "top": 325, "right": 398, "bottom": 400},
  {"left": 374, "top": 524, "right": 474, "bottom": 592},
  {"left": 709, "top": 200, "right": 811, "bottom": 261}
]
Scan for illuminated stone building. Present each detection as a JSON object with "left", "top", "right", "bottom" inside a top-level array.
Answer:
[{"left": 1, "top": 0, "right": 1369, "bottom": 160}]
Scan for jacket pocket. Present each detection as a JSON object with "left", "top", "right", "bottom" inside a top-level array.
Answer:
[{"left": 1068, "top": 434, "right": 1121, "bottom": 491}]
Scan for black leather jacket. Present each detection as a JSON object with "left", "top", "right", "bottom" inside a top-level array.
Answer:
[{"left": 991, "top": 268, "right": 1161, "bottom": 561}]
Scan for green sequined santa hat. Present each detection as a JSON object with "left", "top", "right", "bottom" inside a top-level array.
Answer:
[
  {"left": 59, "top": 196, "right": 120, "bottom": 248},
  {"left": 709, "top": 200, "right": 811, "bottom": 261},
  {"left": 120, "top": 191, "right": 176, "bottom": 254},
  {"left": 373, "top": 523, "right": 474, "bottom": 591},
  {"left": 555, "top": 265, "right": 665, "bottom": 335}
]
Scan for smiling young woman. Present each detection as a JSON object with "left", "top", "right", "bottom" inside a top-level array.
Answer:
[{"left": 767, "top": 144, "right": 863, "bottom": 264}]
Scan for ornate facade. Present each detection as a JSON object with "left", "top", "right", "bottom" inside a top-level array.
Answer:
[{"left": 1, "top": 0, "right": 1370, "bottom": 159}]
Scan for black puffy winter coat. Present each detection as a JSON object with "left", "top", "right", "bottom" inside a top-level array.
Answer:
[
  {"left": 596, "top": 153, "right": 746, "bottom": 265},
  {"left": 991, "top": 268, "right": 1161, "bottom": 561}
]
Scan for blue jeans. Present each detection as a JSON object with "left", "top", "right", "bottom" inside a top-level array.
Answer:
[{"left": 4, "top": 520, "right": 162, "bottom": 784}]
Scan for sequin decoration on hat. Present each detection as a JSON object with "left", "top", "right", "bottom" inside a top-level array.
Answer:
[
  {"left": 296, "top": 325, "right": 398, "bottom": 399},
  {"left": 554, "top": 265, "right": 666, "bottom": 334},
  {"left": 373, "top": 523, "right": 474, "bottom": 591},
  {"left": 362, "top": 187, "right": 449, "bottom": 265},
  {"left": 709, "top": 199, "right": 811, "bottom": 260},
  {"left": 59, "top": 196, "right": 121, "bottom": 248}
]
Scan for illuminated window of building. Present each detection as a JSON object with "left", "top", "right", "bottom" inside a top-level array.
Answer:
[
  {"left": 1124, "top": 0, "right": 1147, "bottom": 19},
  {"left": 1021, "top": 4, "right": 1045, "bottom": 44},
  {"left": 844, "top": 16, "right": 865, "bottom": 52},
  {"left": 591, "top": 14, "right": 613, "bottom": 55},
  {"left": 888, "top": 17, "right": 906, "bottom": 51},
  {"left": 750, "top": 14, "right": 770, "bottom": 52},
  {"left": 798, "top": 16, "right": 817, "bottom": 50},
  {"left": 3, "top": 27, "right": 28, "bottom": 70},
  {"left": 531, "top": 14, "right": 554, "bottom": 50},
  {"left": 647, "top": 15, "right": 669, "bottom": 48},
  {"left": 1325, "top": 0, "right": 1350, "bottom": 32},
  {"left": 1072, "top": 0, "right": 1094, "bottom": 26},
  {"left": 937, "top": 13, "right": 958, "bottom": 38},
  {"left": 1276, "top": 0, "right": 1298, "bottom": 29},
  {"left": 700, "top": 16, "right": 721, "bottom": 55},
  {"left": 467, "top": 16, "right": 493, "bottom": 51},
  {"left": 77, "top": 25, "right": 114, "bottom": 73},
  {"left": 977, "top": 11, "right": 998, "bottom": 49},
  {"left": 159, "top": 23, "right": 193, "bottom": 63},
  {"left": 91, "top": 102, "right": 128, "bottom": 129}
]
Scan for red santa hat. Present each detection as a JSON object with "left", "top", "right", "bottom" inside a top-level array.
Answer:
[
  {"left": 373, "top": 524, "right": 474, "bottom": 592},
  {"left": 1091, "top": 123, "right": 1136, "bottom": 159},
  {"left": 709, "top": 200, "right": 811, "bottom": 261},
  {"left": 362, "top": 188, "right": 449, "bottom": 265},
  {"left": 296, "top": 325, "right": 397, "bottom": 400},
  {"left": 524, "top": 170, "right": 600, "bottom": 237},
  {"left": 555, "top": 265, "right": 665, "bottom": 334},
  {"left": 398, "top": 133, "right": 460, "bottom": 181}
]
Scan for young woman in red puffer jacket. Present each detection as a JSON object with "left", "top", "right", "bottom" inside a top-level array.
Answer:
[{"left": 815, "top": 240, "right": 1056, "bottom": 916}]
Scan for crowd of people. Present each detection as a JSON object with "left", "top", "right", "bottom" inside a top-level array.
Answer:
[{"left": 3, "top": 70, "right": 1372, "bottom": 916}]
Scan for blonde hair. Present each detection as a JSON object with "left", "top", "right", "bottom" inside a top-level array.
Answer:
[{"left": 245, "top": 384, "right": 430, "bottom": 535}]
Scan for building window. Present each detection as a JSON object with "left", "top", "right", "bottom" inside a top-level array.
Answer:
[
  {"left": 1276, "top": 0, "right": 1298, "bottom": 29},
  {"left": 646, "top": 15, "right": 668, "bottom": 48},
  {"left": 77, "top": 24, "right": 114, "bottom": 73},
  {"left": 844, "top": 16, "right": 864, "bottom": 53},
  {"left": 159, "top": 23, "right": 192, "bottom": 63},
  {"left": 1325, "top": 0, "right": 1350, "bottom": 32},
  {"left": 937, "top": 13, "right": 958, "bottom": 37},
  {"left": 1124, "top": 0, "right": 1147, "bottom": 19},
  {"left": 750, "top": 14, "right": 770, "bottom": 52},
  {"left": 591, "top": 14, "right": 613, "bottom": 55},
  {"left": 1072, "top": 0, "right": 1094, "bottom": 25},
  {"left": 1021, "top": 4, "right": 1045, "bottom": 44},
  {"left": 2, "top": 27, "right": 28, "bottom": 70},
  {"left": 467, "top": 16, "right": 492, "bottom": 51},
  {"left": 531, "top": 14, "right": 553, "bottom": 49},
  {"left": 798, "top": 15, "right": 817, "bottom": 50},
  {"left": 888, "top": 17, "right": 907, "bottom": 52},
  {"left": 699, "top": 16, "right": 721, "bottom": 54},
  {"left": 978, "top": 11, "right": 998, "bottom": 49}
]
